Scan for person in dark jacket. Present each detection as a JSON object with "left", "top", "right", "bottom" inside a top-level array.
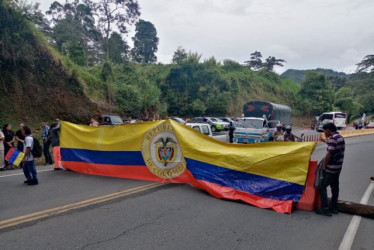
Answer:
[
  {"left": 3, "top": 124, "right": 15, "bottom": 169},
  {"left": 229, "top": 121, "right": 236, "bottom": 143}
]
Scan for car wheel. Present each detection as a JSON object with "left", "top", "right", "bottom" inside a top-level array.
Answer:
[{"left": 211, "top": 126, "right": 217, "bottom": 132}]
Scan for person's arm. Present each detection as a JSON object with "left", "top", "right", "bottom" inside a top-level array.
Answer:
[
  {"left": 322, "top": 152, "right": 332, "bottom": 170},
  {"left": 15, "top": 135, "right": 24, "bottom": 143},
  {"left": 22, "top": 146, "right": 31, "bottom": 163},
  {"left": 0, "top": 133, "right": 4, "bottom": 141},
  {"left": 293, "top": 133, "right": 301, "bottom": 140}
]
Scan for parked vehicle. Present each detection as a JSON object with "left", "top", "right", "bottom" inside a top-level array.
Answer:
[
  {"left": 211, "top": 118, "right": 229, "bottom": 130},
  {"left": 185, "top": 123, "right": 213, "bottom": 137},
  {"left": 233, "top": 117, "right": 277, "bottom": 144},
  {"left": 219, "top": 117, "right": 234, "bottom": 123},
  {"left": 316, "top": 112, "right": 347, "bottom": 132},
  {"left": 170, "top": 117, "right": 185, "bottom": 124},
  {"left": 243, "top": 101, "right": 291, "bottom": 125},
  {"left": 190, "top": 117, "right": 224, "bottom": 132},
  {"left": 102, "top": 115, "right": 123, "bottom": 125},
  {"left": 366, "top": 122, "right": 374, "bottom": 129}
]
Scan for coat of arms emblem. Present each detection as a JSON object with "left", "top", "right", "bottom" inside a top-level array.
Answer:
[{"left": 141, "top": 121, "right": 186, "bottom": 178}]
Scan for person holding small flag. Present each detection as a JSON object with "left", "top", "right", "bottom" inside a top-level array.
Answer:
[{"left": 21, "top": 125, "right": 38, "bottom": 185}]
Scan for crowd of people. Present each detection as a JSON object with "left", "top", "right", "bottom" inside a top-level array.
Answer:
[{"left": 0, "top": 119, "right": 63, "bottom": 185}]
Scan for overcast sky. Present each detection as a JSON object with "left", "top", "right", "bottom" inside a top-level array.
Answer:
[{"left": 37, "top": 0, "right": 374, "bottom": 73}]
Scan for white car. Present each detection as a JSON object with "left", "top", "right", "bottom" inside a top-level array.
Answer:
[{"left": 185, "top": 123, "right": 213, "bottom": 137}]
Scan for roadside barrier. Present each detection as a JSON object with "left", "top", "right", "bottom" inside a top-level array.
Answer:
[
  {"left": 320, "top": 128, "right": 374, "bottom": 140},
  {"left": 295, "top": 160, "right": 320, "bottom": 211},
  {"left": 303, "top": 134, "right": 320, "bottom": 142}
]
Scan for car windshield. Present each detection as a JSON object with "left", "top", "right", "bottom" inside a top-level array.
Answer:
[
  {"left": 215, "top": 118, "right": 224, "bottom": 122},
  {"left": 211, "top": 118, "right": 218, "bottom": 122},
  {"left": 201, "top": 125, "right": 210, "bottom": 135},
  {"left": 335, "top": 113, "right": 346, "bottom": 119},
  {"left": 237, "top": 119, "right": 264, "bottom": 129},
  {"left": 110, "top": 116, "right": 123, "bottom": 124}
]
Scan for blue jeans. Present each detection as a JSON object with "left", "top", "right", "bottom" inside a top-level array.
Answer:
[{"left": 23, "top": 160, "right": 38, "bottom": 181}]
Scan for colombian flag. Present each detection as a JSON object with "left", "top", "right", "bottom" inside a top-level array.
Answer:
[
  {"left": 5, "top": 148, "right": 24, "bottom": 167},
  {"left": 60, "top": 120, "right": 316, "bottom": 213}
]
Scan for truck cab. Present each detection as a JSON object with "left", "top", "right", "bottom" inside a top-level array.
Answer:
[
  {"left": 102, "top": 115, "right": 123, "bottom": 125},
  {"left": 233, "top": 117, "right": 276, "bottom": 144}
]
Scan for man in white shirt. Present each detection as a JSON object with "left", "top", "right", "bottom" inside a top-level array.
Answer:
[{"left": 21, "top": 126, "right": 38, "bottom": 185}]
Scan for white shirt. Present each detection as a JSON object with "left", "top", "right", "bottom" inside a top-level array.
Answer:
[
  {"left": 0, "top": 131, "right": 4, "bottom": 151},
  {"left": 24, "top": 135, "right": 34, "bottom": 161}
]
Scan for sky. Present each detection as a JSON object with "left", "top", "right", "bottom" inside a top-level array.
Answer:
[{"left": 36, "top": 0, "right": 374, "bottom": 73}]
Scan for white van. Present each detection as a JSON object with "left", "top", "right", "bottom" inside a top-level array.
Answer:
[
  {"left": 185, "top": 123, "right": 213, "bottom": 137},
  {"left": 316, "top": 112, "right": 347, "bottom": 132}
]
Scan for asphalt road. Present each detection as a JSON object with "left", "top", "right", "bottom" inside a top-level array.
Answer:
[{"left": 0, "top": 135, "right": 373, "bottom": 250}]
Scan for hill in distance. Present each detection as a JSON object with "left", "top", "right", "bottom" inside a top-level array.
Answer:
[{"left": 281, "top": 68, "right": 349, "bottom": 84}]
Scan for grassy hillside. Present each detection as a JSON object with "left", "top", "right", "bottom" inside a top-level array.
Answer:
[{"left": 0, "top": 1, "right": 105, "bottom": 127}]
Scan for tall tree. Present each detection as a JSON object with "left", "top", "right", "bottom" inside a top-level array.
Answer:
[
  {"left": 102, "top": 32, "right": 129, "bottom": 63},
  {"left": 263, "top": 56, "right": 286, "bottom": 71},
  {"left": 95, "top": 0, "right": 140, "bottom": 60},
  {"left": 46, "top": 0, "right": 102, "bottom": 66},
  {"left": 172, "top": 46, "right": 187, "bottom": 64},
  {"left": 356, "top": 55, "right": 374, "bottom": 72},
  {"left": 244, "top": 51, "right": 263, "bottom": 71},
  {"left": 131, "top": 19, "right": 159, "bottom": 63}
]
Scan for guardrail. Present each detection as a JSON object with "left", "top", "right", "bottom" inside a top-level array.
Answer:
[{"left": 320, "top": 128, "right": 374, "bottom": 140}]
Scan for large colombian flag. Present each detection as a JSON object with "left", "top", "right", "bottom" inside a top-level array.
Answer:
[{"left": 60, "top": 120, "right": 316, "bottom": 213}]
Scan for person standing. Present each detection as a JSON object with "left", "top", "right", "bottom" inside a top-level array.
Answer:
[
  {"left": 15, "top": 123, "right": 25, "bottom": 152},
  {"left": 89, "top": 118, "right": 99, "bottom": 126},
  {"left": 228, "top": 121, "right": 236, "bottom": 143},
  {"left": 316, "top": 123, "right": 345, "bottom": 216},
  {"left": 0, "top": 129, "right": 5, "bottom": 170},
  {"left": 41, "top": 121, "right": 52, "bottom": 165},
  {"left": 49, "top": 121, "right": 63, "bottom": 170},
  {"left": 3, "top": 124, "right": 15, "bottom": 169},
  {"left": 21, "top": 125, "right": 38, "bottom": 185}
]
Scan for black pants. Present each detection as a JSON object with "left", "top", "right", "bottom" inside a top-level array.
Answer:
[
  {"left": 43, "top": 141, "right": 53, "bottom": 164},
  {"left": 319, "top": 171, "right": 340, "bottom": 209},
  {"left": 229, "top": 133, "right": 233, "bottom": 143}
]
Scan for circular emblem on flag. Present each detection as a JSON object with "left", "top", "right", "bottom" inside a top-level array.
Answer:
[{"left": 141, "top": 122, "right": 186, "bottom": 178}]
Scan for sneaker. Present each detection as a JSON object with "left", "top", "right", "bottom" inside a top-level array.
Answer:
[
  {"left": 315, "top": 208, "right": 332, "bottom": 216},
  {"left": 27, "top": 180, "right": 39, "bottom": 185},
  {"left": 54, "top": 168, "right": 61, "bottom": 171},
  {"left": 370, "top": 177, "right": 374, "bottom": 181},
  {"left": 24, "top": 180, "right": 32, "bottom": 184}
]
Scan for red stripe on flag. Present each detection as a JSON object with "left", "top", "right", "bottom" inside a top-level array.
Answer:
[
  {"left": 5, "top": 148, "right": 16, "bottom": 162},
  {"left": 62, "top": 161, "right": 293, "bottom": 213}
]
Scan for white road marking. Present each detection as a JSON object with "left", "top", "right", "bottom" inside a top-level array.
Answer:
[
  {"left": 0, "top": 169, "right": 54, "bottom": 178},
  {"left": 338, "top": 181, "right": 374, "bottom": 250}
]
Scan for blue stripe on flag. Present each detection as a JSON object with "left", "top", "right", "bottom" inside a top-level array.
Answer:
[
  {"left": 60, "top": 148, "right": 146, "bottom": 166},
  {"left": 185, "top": 158, "right": 304, "bottom": 202},
  {"left": 9, "top": 150, "right": 20, "bottom": 164}
]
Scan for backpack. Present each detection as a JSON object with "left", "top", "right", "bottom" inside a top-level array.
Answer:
[{"left": 31, "top": 137, "right": 43, "bottom": 158}]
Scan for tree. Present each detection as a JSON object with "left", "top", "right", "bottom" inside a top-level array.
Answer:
[
  {"left": 172, "top": 46, "right": 187, "bottom": 64},
  {"left": 102, "top": 32, "right": 129, "bottom": 63},
  {"left": 46, "top": 0, "right": 102, "bottom": 67},
  {"left": 356, "top": 55, "right": 374, "bottom": 72},
  {"left": 298, "top": 71, "right": 334, "bottom": 115},
  {"left": 14, "top": 0, "right": 50, "bottom": 34},
  {"left": 131, "top": 19, "right": 159, "bottom": 63},
  {"left": 95, "top": 0, "right": 140, "bottom": 60},
  {"left": 263, "top": 56, "right": 286, "bottom": 71},
  {"left": 244, "top": 51, "right": 263, "bottom": 71}
]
